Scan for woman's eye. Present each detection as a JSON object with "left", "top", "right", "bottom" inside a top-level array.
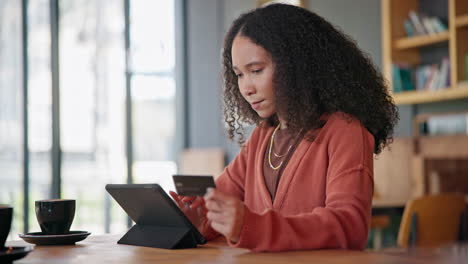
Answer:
[
  {"left": 236, "top": 73, "right": 243, "bottom": 78},
  {"left": 252, "top": 69, "right": 263, "bottom": 74}
]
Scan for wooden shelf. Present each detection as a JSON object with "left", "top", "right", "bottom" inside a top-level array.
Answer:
[
  {"left": 394, "top": 32, "right": 450, "bottom": 50},
  {"left": 393, "top": 83, "right": 468, "bottom": 104},
  {"left": 456, "top": 14, "right": 468, "bottom": 27}
]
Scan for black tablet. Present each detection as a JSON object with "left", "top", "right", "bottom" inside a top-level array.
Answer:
[{"left": 105, "top": 184, "right": 206, "bottom": 246}]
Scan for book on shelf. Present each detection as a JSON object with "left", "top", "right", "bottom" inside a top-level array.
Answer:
[
  {"left": 404, "top": 11, "right": 447, "bottom": 37},
  {"left": 404, "top": 19, "right": 415, "bottom": 37},
  {"left": 393, "top": 58, "right": 450, "bottom": 93},
  {"left": 392, "top": 64, "right": 414, "bottom": 93},
  {"left": 466, "top": 54, "right": 468, "bottom": 81},
  {"left": 419, "top": 114, "right": 468, "bottom": 136},
  {"left": 408, "top": 10, "right": 426, "bottom": 35}
]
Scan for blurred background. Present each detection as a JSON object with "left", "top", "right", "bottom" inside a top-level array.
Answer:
[{"left": 1, "top": 0, "right": 468, "bottom": 250}]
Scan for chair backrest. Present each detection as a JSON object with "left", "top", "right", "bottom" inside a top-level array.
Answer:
[
  {"left": 397, "top": 193, "right": 466, "bottom": 248},
  {"left": 178, "top": 148, "right": 225, "bottom": 179}
]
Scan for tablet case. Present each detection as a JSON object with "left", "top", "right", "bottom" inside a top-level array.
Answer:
[
  {"left": 105, "top": 184, "right": 206, "bottom": 249},
  {"left": 118, "top": 225, "right": 197, "bottom": 249}
]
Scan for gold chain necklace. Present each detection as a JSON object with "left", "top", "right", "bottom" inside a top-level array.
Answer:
[
  {"left": 273, "top": 143, "right": 292, "bottom": 158},
  {"left": 274, "top": 129, "right": 303, "bottom": 157},
  {"left": 268, "top": 124, "right": 286, "bottom": 170},
  {"left": 268, "top": 124, "right": 303, "bottom": 170}
]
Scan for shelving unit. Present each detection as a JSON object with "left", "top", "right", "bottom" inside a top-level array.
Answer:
[
  {"left": 456, "top": 14, "right": 468, "bottom": 27},
  {"left": 392, "top": 85, "right": 468, "bottom": 104},
  {"left": 376, "top": 0, "right": 468, "bottom": 226},
  {"left": 382, "top": 0, "right": 468, "bottom": 105},
  {"left": 394, "top": 32, "right": 449, "bottom": 50}
]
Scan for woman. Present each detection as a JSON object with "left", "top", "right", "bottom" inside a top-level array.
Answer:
[{"left": 170, "top": 3, "right": 398, "bottom": 252}]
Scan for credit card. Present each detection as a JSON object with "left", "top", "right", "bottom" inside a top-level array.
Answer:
[{"left": 173, "top": 175, "right": 216, "bottom": 196}]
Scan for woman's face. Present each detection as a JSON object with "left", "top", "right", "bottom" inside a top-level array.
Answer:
[{"left": 231, "top": 35, "right": 276, "bottom": 119}]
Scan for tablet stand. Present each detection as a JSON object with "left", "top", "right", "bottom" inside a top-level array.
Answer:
[{"left": 118, "top": 225, "right": 198, "bottom": 249}]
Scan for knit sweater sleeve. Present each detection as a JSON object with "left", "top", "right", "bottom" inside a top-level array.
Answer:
[{"left": 227, "top": 119, "right": 375, "bottom": 252}]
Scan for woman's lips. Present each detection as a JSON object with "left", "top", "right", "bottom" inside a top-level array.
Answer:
[{"left": 251, "top": 100, "right": 264, "bottom": 110}]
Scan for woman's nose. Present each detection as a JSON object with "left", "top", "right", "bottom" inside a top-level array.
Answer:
[
  {"left": 245, "top": 88, "right": 255, "bottom": 96},
  {"left": 240, "top": 80, "right": 256, "bottom": 97}
]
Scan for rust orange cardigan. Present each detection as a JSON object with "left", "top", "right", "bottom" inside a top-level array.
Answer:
[{"left": 202, "top": 113, "right": 374, "bottom": 252}]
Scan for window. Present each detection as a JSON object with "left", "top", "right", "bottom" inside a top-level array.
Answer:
[
  {"left": 28, "top": 0, "right": 53, "bottom": 233},
  {"left": 1, "top": 0, "right": 183, "bottom": 236},
  {"left": 130, "top": 0, "right": 178, "bottom": 192},
  {"left": 0, "top": 0, "right": 23, "bottom": 239},
  {"left": 59, "top": 0, "right": 127, "bottom": 234}
]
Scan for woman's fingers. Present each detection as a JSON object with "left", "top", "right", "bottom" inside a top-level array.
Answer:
[
  {"left": 169, "top": 190, "right": 197, "bottom": 203},
  {"left": 169, "top": 192, "right": 194, "bottom": 213},
  {"left": 206, "top": 211, "right": 226, "bottom": 224},
  {"left": 178, "top": 195, "right": 205, "bottom": 210},
  {"left": 210, "top": 221, "right": 226, "bottom": 235},
  {"left": 189, "top": 197, "right": 205, "bottom": 209},
  {"left": 169, "top": 191, "right": 179, "bottom": 201},
  {"left": 204, "top": 188, "right": 231, "bottom": 205},
  {"left": 209, "top": 219, "right": 236, "bottom": 240},
  {"left": 205, "top": 199, "right": 223, "bottom": 212},
  {"left": 181, "top": 196, "right": 196, "bottom": 203},
  {"left": 169, "top": 191, "right": 185, "bottom": 208},
  {"left": 169, "top": 191, "right": 202, "bottom": 209}
]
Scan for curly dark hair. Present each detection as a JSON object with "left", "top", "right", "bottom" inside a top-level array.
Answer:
[{"left": 222, "top": 4, "right": 398, "bottom": 154}]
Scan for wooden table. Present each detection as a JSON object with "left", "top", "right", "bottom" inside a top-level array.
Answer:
[{"left": 7, "top": 235, "right": 467, "bottom": 264}]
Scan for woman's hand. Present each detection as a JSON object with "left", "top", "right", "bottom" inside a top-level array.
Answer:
[
  {"left": 169, "top": 191, "right": 207, "bottom": 232},
  {"left": 204, "top": 188, "right": 245, "bottom": 243}
]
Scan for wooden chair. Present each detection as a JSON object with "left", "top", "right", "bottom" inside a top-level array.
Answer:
[{"left": 397, "top": 193, "right": 467, "bottom": 248}]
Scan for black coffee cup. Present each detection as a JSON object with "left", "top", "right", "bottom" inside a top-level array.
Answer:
[
  {"left": 35, "top": 199, "right": 75, "bottom": 235},
  {"left": 0, "top": 205, "right": 13, "bottom": 250}
]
